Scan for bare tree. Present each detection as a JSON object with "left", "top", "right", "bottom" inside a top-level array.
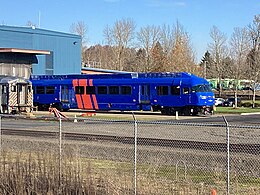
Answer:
[
  {"left": 230, "top": 27, "right": 251, "bottom": 107},
  {"left": 208, "top": 25, "right": 228, "bottom": 96},
  {"left": 247, "top": 15, "right": 260, "bottom": 107},
  {"left": 103, "top": 18, "right": 136, "bottom": 70},
  {"left": 136, "top": 25, "right": 161, "bottom": 71},
  {"left": 70, "top": 21, "right": 88, "bottom": 65},
  {"left": 168, "top": 21, "right": 197, "bottom": 73},
  {"left": 160, "top": 24, "right": 175, "bottom": 55}
]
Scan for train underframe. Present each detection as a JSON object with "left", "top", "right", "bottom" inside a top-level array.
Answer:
[
  {"left": 35, "top": 101, "right": 213, "bottom": 116},
  {"left": 153, "top": 105, "right": 214, "bottom": 116}
]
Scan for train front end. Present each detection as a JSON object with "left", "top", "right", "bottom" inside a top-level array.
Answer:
[{"left": 190, "top": 77, "right": 215, "bottom": 115}]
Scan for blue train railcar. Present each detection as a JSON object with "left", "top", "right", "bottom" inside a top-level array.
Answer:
[{"left": 30, "top": 72, "right": 215, "bottom": 115}]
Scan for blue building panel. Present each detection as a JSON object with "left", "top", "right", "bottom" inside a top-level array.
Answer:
[{"left": 0, "top": 25, "right": 81, "bottom": 75}]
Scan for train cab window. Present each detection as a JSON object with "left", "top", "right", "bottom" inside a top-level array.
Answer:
[
  {"left": 46, "top": 86, "right": 55, "bottom": 94},
  {"left": 191, "top": 85, "right": 212, "bottom": 92},
  {"left": 75, "top": 86, "right": 84, "bottom": 94},
  {"left": 2, "top": 85, "right": 7, "bottom": 94},
  {"left": 86, "top": 86, "right": 96, "bottom": 94},
  {"left": 28, "top": 86, "right": 32, "bottom": 93},
  {"left": 171, "top": 86, "right": 180, "bottom": 95},
  {"left": 183, "top": 87, "right": 189, "bottom": 94},
  {"left": 157, "top": 86, "right": 168, "bottom": 95},
  {"left": 11, "top": 85, "right": 16, "bottom": 92},
  {"left": 109, "top": 86, "right": 119, "bottom": 95},
  {"left": 36, "top": 86, "right": 45, "bottom": 94},
  {"left": 97, "top": 86, "right": 107, "bottom": 94},
  {"left": 121, "top": 86, "right": 132, "bottom": 95}
]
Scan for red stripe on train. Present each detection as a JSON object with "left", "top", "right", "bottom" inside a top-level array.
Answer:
[
  {"left": 89, "top": 79, "right": 99, "bottom": 110},
  {"left": 79, "top": 79, "right": 93, "bottom": 110},
  {"left": 72, "top": 79, "right": 83, "bottom": 109}
]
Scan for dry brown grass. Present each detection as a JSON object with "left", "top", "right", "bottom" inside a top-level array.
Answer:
[{"left": 0, "top": 149, "right": 260, "bottom": 195}]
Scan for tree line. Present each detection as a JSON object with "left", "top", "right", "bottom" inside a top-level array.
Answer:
[
  {"left": 71, "top": 15, "right": 259, "bottom": 84},
  {"left": 71, "top": 19, "right": 199, "bottom": 74}
]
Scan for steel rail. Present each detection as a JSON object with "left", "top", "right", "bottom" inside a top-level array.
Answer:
[{"left": 2, "top": 128, "right": 259, "bottom": 155}]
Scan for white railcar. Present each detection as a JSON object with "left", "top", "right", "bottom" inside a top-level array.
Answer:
[{"left": 0, "top": 76, "right": 33, "bottom": 114}]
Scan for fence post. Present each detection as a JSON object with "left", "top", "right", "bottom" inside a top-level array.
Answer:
[
  {"left": 0, "top": 116, "right": 1, "bottom": 156},
  {"left": 59, "top": 117, "right": 62, "bottom": 186},
  {"left": 132, "top": 112, "right": 137, "bottom": 195},
  {"left": 223, "top": 116, "right": 230, "bottom": 195}
]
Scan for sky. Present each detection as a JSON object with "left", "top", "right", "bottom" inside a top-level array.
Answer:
[{"left": 0, "top": 0, "right": 259, "bottom": 62}]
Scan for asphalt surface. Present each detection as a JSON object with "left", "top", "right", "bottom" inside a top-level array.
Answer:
[
  {"left": 1, "top": 111, "right": 260, "bottom": 144},
  {"left": 31, "top": 109, "right": 260, "bottom": 126}
]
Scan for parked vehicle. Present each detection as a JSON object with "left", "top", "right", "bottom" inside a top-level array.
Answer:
[
  {"left": 215, "top": 98, "right": 225, "bottom": 106},
  {"left": 223, "top": 97, "right": 242, "bottom": 107},
  {"left": 30, "top": 72, "right": 215, "bottom": 115}
]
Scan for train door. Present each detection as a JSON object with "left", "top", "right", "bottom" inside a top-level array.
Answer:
[
  {"left": 182, "top": 86, "right": 191, "bottom": 105},
  {"left": 0, "top": 85, "right": 8, "bottom": 113},
  {"left": 139, "top": 85, "right": 150, "bottom": 104},
  {"left": 61, "top": 85, "right": 69, "bottom": 102},
  {"left": 18, "top": 84, "right": 26, "bottom": 105}
]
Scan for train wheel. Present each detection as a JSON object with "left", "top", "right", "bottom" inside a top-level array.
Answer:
[
  {"left": 182, "top": 107, "right": 191, "bottom": 116},
  {"left": 161, "top": 109, "right": 167, "bottom": 115}
]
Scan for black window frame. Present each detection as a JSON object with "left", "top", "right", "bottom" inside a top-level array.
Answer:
[
  {"left": 183, "top": 87, "right": 189, "bottom": 94},
  {"left": 157, "top": 86, "right": 169, "bottom": 96},
  {"left": 75, "top": 86, "right": 84, "bottom": 94},
  {"left": 121, "top": 86, "right": 132, "bottom": 95},
  {"left": 36, "top": 86, "right": 45, "bottom": 94},
  {"left": 171, "top": 86, "right": 180, "bottom": 95},
  {"left": 109, "top": 86, "right": 119, "bottom": 95},
  {"left": 97, "top": 86, "right": 107, "bottom": 94},
  {"left": 86, "top": 86, "right": 96, "bottom": 94},
  {"left": 28, "top": 86, "right": 32, "bottom": 93},
  {"left": 11, "top": 85, "right": 16, "bottom": 92},
  {"left": 46, "top": 86, "right": 55, "bottom": 94}
]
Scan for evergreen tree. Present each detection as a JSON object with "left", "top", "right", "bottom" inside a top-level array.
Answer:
[
  {"left": 200, "top": 51, "right": 214, "bottom": 78},
  {"left": 150, "top": 41, "right": 166, "bottom": 72}
]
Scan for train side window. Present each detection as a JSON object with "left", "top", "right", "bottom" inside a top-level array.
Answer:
[
  {"left": 46, "top": 86, "right": 55, "bottom": 94},
  {"left": 11, "top": 85, "right": 16, "bottom": 92},
  {"left": 109, "top": 86, "right": 119, "bottom": 95},
  {"left": 75, "top": 86, "right": 84, "bottom": 94},
  {"left": 97, "top": 86, "right": 107, "bottom": 94},
  {"left": 86, "top": 86, "right": 96, "bottom": 94},
  {"left": 183, "top": 87, "right": 189, "bottom": 94},
  {"left": 121, "top": 86, "right": 132, "bottom": 95},
  {"left": 36, "top": 86, "right": 45, "bottom": 94},
  {"left": 157, "top": 86, "right": 168, "bottom": 95},
  {"left": 171, "top": 86, "right": 180, "bottom": 95}
]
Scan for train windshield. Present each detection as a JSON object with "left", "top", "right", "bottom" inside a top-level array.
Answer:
[{"left": 191, "top": 84, "right": 212, "bottom": 92}]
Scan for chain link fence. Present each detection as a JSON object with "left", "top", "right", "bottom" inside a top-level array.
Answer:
[{"left": 0, "top": 115, "right": 259, "bottom": 194}]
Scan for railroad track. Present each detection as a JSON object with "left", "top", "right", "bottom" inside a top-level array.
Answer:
[{"left": 1, "top": 128, "right": 259, "bottom": 155}]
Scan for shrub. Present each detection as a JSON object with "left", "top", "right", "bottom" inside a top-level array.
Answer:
[
  {"left": 254, "top": 103, "right": 260, "bottom": 107},
  {"left": 242, "top": 102, "right": 252, "bottom": 107}
]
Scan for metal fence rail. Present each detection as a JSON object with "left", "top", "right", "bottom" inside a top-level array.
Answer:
[{"left": 0, "top": 115, "right": 259, "bottom": 194}]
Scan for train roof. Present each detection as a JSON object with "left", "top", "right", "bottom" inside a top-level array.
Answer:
[
  {"left": 0, "top": 76, "right": 31, "bottom": 84},
  {"left": 31, "top": 72, "right": 199, "bottom": 80}
]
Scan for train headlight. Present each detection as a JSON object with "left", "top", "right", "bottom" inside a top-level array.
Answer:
[{"left": 200, "top": 95, "right": 207, "bottom": 99}]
